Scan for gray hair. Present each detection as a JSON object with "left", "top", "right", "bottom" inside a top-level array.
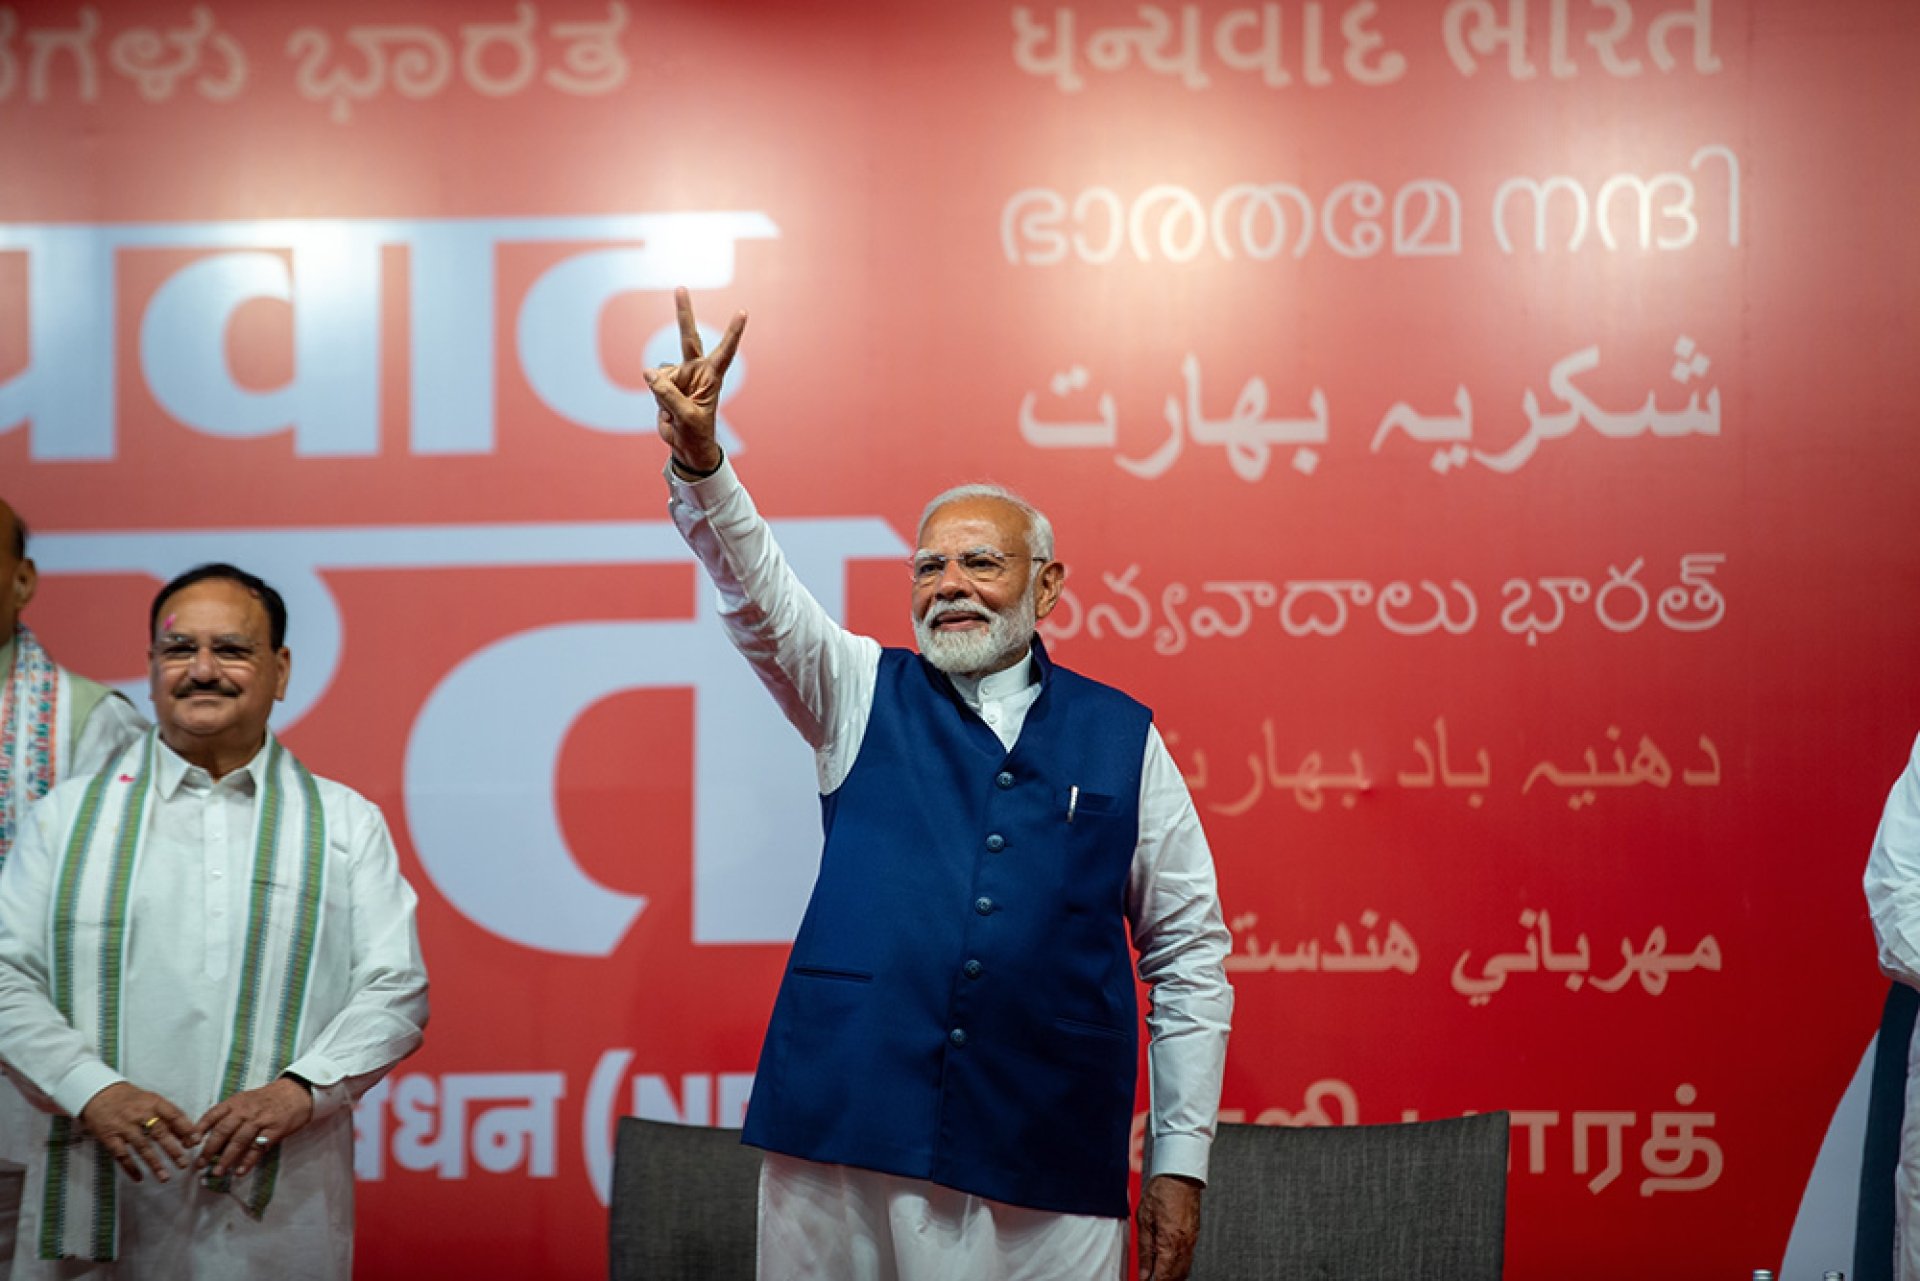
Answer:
[{"left": 918, "top": 483, "right": 1055, "bottom": 561}]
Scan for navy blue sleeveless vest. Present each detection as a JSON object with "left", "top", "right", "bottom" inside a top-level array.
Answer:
[{"left": 741, "top": 637, "right": 1152, "bottom": 1218}]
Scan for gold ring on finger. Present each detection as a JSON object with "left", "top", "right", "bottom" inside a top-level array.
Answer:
[{"left": 140, "top": 1116, "right": 161, "bottom": 1132}]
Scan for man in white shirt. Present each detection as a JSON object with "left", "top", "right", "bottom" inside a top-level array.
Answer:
[
  {"left": 645, "top": 290, "right": 1232, "bottom": 1281},
  {"left": 0, "top": 563, "right": 429, "bottom": 1280},
  {"left": 0, "top": 499, "right": 148, "bottom": 1278},
  {"left": 1867, "top": 732, "right": 1920, "bottom": 1281}
]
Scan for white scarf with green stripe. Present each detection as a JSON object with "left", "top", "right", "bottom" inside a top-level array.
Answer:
[{"left": 35, "top": 731, "right": 329, "bottom": 1263}]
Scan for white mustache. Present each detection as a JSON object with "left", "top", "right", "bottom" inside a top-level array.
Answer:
[{"left": 925, "top": 601, "right": 992, "bottom": 624}]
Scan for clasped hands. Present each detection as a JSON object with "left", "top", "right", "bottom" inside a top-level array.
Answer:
[{"left": 78, "top": 1077, "right": 314, "bottom": 1184}]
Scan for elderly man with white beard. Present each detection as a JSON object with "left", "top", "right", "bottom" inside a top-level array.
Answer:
[{"left": 645, "top": 290, "right": 1232, "bottom": 1281}]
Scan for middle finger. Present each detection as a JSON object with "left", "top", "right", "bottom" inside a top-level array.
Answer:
[
  {"left": 97, "top": 1135, "right": 137, "bottom": 1182},
  {"left": 211, "top": 1120, "right": 261, "bottom": 1177},
  {"left": 149, "top": 1124, "right": 191, "bottom": 1170},
  {"left": 123, "top": 1133, "right": 169, "bottom": 1182}
]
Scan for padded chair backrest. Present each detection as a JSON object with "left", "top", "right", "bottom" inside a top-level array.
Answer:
[
  {"left": 1191, "top": 1112, "right": 1509, "bottom": 1281},
  {"left": 608, "top": 1118, "right": 761, "bottom": 1281}
]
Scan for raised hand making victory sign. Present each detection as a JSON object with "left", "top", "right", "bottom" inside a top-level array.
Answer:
[{"left": 643, "top": 286, "right": 747, "bottom": 478}]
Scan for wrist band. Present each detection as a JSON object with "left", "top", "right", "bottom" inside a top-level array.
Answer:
[{"left": 673, "top": 450, "right": 725, "bottom": 480}]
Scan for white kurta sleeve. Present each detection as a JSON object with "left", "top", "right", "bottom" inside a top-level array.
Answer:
[
  {"left": 1127, "top": 725, "right": 1233, "bottom": 1185},
  {"left": 665, "top": 458, "right": 881, "bottom": 792},
  {"left": 278, "top": 792, "right": 428, "bottom": 1103},
  {"left": 1866, "top": 733, "right": 1920, "bottom": 988},
  {"left": 0, "top": 785, "right": 127, "bottom": 1116}
]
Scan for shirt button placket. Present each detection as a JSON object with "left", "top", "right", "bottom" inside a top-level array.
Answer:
[{"left": 207, "top": 794, "right": 226, "bottom": 920}]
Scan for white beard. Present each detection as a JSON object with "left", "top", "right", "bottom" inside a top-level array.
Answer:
[{"left": 914, "top": 592, "right": 1037, "bottom": 676}]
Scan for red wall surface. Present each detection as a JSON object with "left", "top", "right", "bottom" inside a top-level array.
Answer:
[{"left": 5, "top": 1, "right": 1918, "bottom": 1275}]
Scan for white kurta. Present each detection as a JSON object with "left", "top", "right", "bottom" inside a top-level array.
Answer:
[
  {"left": 1866, "top": 731, "right": 1920, "bottom": 1281},
  {"left": 667, "top": 460, "right": 1233, "bottom": 1279},
  {"left": 0, "top": 639, "right": 148, "bottom": 1281},
  {"left": 0, "top": 735, "right": 429, "bottom": 1280}
]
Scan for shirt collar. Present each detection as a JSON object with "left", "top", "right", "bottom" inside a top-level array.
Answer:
[
  {"left": 948, "top": 651, "right": 1037, "bottom": 707},
  {"left": 154, "top": 731, "right": 275, "bottom": 799}
]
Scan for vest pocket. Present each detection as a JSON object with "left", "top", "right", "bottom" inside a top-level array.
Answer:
[
  {"left": 1059, "top": 787, "right": 1119, "bottom": 817},
  {"left": 1053, "top": 1014, "right": 1129, "bottom": 1042},
  {"left": 790, "top": 964, "right": 874, "bottom": 983}
]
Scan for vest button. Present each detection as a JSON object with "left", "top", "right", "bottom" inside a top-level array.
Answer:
[
  {"left": 949, "top": 1028, "right": 968, "bottom": 1046},
  {"left": 974, "top": 896, "right": 994, "bottom": 915},
  {"left": 985, "top": 833, "right": 1006, "bottom": 852},
  {"left": 995, "top": 771, "right": 1015, "bottom": 789},
  {"left": 963, "top": 959, "right": 983, "bottom": 978}
]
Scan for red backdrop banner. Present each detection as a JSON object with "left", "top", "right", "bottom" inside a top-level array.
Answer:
[{"left": 5, "top": 1, "right": 1918, "bottom": 1276}]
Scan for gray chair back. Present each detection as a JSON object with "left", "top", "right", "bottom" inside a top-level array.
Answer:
[
  {"left": 608, "top": 1118, "right": 760, "bottom": 1281},
  {"left": 1191, "top": 1112, "right": 1509, "bottom": 1280}
]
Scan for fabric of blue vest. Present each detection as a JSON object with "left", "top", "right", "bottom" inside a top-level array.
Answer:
[{"left": 741, "top": 637, "right": 1152, "bottom": 1218}]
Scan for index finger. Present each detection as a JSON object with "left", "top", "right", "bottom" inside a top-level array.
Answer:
[
  {"left": 675, "top": 286, "right": 704, "bottom": 361},
  {"left": 707, "top": 310, "right": 749, "bottom": 378},
  {"left": 193, "top": 1097, "right": 231, "bottom": 1138}
]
